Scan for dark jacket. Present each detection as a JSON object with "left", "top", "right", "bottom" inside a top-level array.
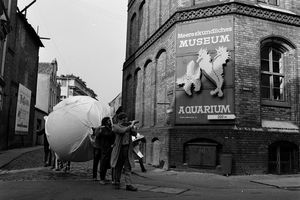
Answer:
[
  {"left": 37, "top": 128, "right": 49, "bottom": 147},
  {"left": 93, "top": 126, "right": 114, "bottom": 152}
]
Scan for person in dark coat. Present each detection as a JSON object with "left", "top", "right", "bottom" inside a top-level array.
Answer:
[
  {"left": 92, "top": 117, "right": 114, "bottom": 182},
  {"left": 98, "top": 117, "right": 114, "bottom": 184},
  {"left": 37, "top": 128, "right": 52, "bottom": 167},
  {"left": 92, "top": 123, "right": 102, "bottom": 181}
]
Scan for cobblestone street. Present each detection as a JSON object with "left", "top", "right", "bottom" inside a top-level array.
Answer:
[
  {"left": 1, "top": 147, "right": 300, "bottom": 200},
  {"left": 0, "top": 148, "right": 95, "bottom": 181}
]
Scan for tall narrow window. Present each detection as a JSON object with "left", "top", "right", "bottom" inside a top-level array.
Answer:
[
  {"left": 126, "top": 75, "right": 133, "bottom": 118},
  {"left": 129, "top": 13, "right": 137, "bottom": 55},
  {"left": 134, "top": 68, "right": 143, "bottom": 125},
  {"left": 261, "top": 46, "right": 285, "bottom": 101}
]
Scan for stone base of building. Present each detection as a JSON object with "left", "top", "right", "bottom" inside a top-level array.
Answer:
[{"left": 139, "top": 126, "right": 300, "bottom": 175}]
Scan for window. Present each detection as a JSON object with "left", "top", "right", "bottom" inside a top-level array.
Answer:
[
  {"left": 258, "top": 0, "right": 278, "bottom": 6},
  {"left": 61, "top": 80, "right": 67, "bottom": 87},
  {"left": 261, "top": 46, "right": 285, "bottom": 101},
  {"left": 260, "top": 36, "right": 296, "bottom": 107},
  {"left": 129, "top": 13, "right": 137, "bottom": 55}
]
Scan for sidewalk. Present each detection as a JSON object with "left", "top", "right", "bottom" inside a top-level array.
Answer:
[
  {"left": 0, "top": 146, "right": 43, "bottom": 168},
  {"left": 1, "top": 146, "right": 299, "bottom": 190},
  {"left": 132, "top": 163, "right": 300, "bottom": 190}
]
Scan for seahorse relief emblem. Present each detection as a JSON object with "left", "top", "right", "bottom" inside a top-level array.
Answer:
[{"left": 177, "top": 46, "right": 230, "bottom": 97}]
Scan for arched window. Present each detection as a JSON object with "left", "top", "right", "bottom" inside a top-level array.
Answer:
[
  {"left": 260, "top": 37, "right": 295, "bottom": 103},
  {"left": 134, "top": 68, "right": 143, "bottom": 124},
  {"left": 138, "top": 1, "right": 146, "bottom": 44},
  {"left": 143, "top": 60, "right": 154, "bottom": 127},
  {"left": 155, "top": 49, "right": 167, "bottom": 126},
  {"left": 125, "top": 74, "right": 133, "bottom": 118},
  {"left": 129, "top": 13, "right": 137, "bottom": 55}
]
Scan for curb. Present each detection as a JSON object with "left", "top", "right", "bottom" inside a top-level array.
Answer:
[{"left": 250, "top": 180, "right": 300, "bottom": 189}]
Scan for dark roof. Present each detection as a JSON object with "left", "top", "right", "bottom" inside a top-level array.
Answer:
[
  {"left": 17, "top": 11, "right": 44, "bottom": 47},
  {"left": 38, "top": 62, "right": 54, "bottom": 74}
]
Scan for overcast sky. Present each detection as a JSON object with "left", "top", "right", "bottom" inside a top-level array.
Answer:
[{"left": 18, "top": 0, "right": 128, "bottom": 104}]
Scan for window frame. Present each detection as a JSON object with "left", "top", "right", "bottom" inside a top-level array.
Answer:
[
  {"left": 260, "top": 41, "right": 291, "bottom": 108},
  {"left": 258, "top": 0, "right": 279, "bottom": 6}
]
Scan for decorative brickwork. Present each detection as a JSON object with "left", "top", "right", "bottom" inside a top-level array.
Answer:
[{"left": 124, "top": 2, "right": 300, "bottom": 68}]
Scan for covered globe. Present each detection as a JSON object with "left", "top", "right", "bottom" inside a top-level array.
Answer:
[{"left": 45, "top": 96, "right": 111, "bottom": 162}]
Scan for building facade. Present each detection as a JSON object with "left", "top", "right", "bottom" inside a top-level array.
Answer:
[
  {"left": 57, "top": 74, "right": 97, "bottom": 100},
  {"left": 122, "top": 0, "right": 300, "bottom": 174},
  {"left": 34, "top": 59, "right": 60, "bottom": 145},
  {"left": 0, "top": 0, "right": 43, "bottom": 150}
]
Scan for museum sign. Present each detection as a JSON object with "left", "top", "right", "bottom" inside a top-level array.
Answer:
[{"left": 175, "top": 17, "right": 235, "bottom": 124}]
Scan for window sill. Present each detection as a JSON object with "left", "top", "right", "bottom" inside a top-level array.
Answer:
[{"left": 261, "top": 99, "right": 291, "bottom": 108}]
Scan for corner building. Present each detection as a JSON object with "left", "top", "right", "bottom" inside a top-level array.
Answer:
[{"left": 123, "top": 0, "right": 300, "bottom": 174}]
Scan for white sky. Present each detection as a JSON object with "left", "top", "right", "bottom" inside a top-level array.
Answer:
[{"left": 18, "top": 0, "right": 128, "bottom": 104}]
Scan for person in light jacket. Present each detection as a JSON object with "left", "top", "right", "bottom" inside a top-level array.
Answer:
[{"left": 110, "top": 112, "right": 138, "bottom": 191}]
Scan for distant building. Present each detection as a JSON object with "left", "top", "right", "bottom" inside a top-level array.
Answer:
[
  {"left": 34, "top": 59, "right": 61, "bottom": 145},
  {"left": 0, "top": 0, "right": 43, "bottom": 150},
  {"left": 109, "top": 92, "right": 122, "bottom": 117},
  {"left": 57, "top": 74, "right": 97, "bottom": 100}
]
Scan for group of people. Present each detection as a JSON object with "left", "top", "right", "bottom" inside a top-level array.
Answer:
[
  {"left": 38, "top": 108, "right": 145, "bottom": 192},
  {"left": 92, "top": 111, "right": 146, "bottom": 192}
]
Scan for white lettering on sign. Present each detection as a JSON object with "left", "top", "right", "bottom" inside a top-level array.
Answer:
[
  {"left": 179, "top": 34, "right": 230, "bottom": 48},
  {"left": 177, "top": 27, "right": 233, "bottom": 39},
  {"left": 207, "top": 114, "right": 236, "bottom": 120},
  {"left": 178, "top": 105, "right": 231, "bottom": 114}
]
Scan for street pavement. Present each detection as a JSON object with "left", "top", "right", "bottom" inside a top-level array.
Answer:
[{"left": 0, "top": 146, "right": 299, "bottom": 200}]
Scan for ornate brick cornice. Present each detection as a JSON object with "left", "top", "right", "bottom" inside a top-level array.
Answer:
[{"left": 124, "top": 2, "right": 300, "bottom": 68}]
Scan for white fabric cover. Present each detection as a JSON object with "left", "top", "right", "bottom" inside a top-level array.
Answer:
[{"left": 45, "top": 96, "right": 111, "bottom": 162}]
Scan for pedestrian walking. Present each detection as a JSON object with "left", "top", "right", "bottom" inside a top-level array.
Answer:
[
  {"left": 92, "top": 122, "right": 102, "bottom": 181},
  {"left": 37, "top": 128, "right": 52, "bottom": 167},
  {"left": 98, "top": 117, "right": 115, "bottom": 184},
  {"left": 53, "top": 153, "right": 71, "bottom": 172},
  {"left": 110, "top": 112, "right": 138, "bottom": 191}
]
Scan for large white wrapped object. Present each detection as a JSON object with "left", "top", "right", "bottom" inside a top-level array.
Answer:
[{"left": 45, "top": 96, "right": 111, "bottom": 162}]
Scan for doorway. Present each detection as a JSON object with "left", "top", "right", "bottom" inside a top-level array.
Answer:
[{"left": 268, "top": 141, "right": 299, "bottom": 174}]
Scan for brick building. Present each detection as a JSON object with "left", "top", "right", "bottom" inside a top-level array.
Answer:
[
  {"left": 122, "top": 0, "right": 300, "bottom": 174},
  {"left": 0, "top": 0, "right": 43, "bottom": 150},
  {"left": 34, "top": 59, "right": 61, "bottom": 145}
]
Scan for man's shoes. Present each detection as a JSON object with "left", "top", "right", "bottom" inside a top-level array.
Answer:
[
  {"left": 126, "top": 185, "right": 138, "bottom": 191},
  {"left": 104, "top": 179, "right": 111, "bottom": 184},
  {"left": 99, "top": 180, "right": 106, "bottom": 185},
  {"left": 113, "top": 182, "right": 120, "bottom": 190}
]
